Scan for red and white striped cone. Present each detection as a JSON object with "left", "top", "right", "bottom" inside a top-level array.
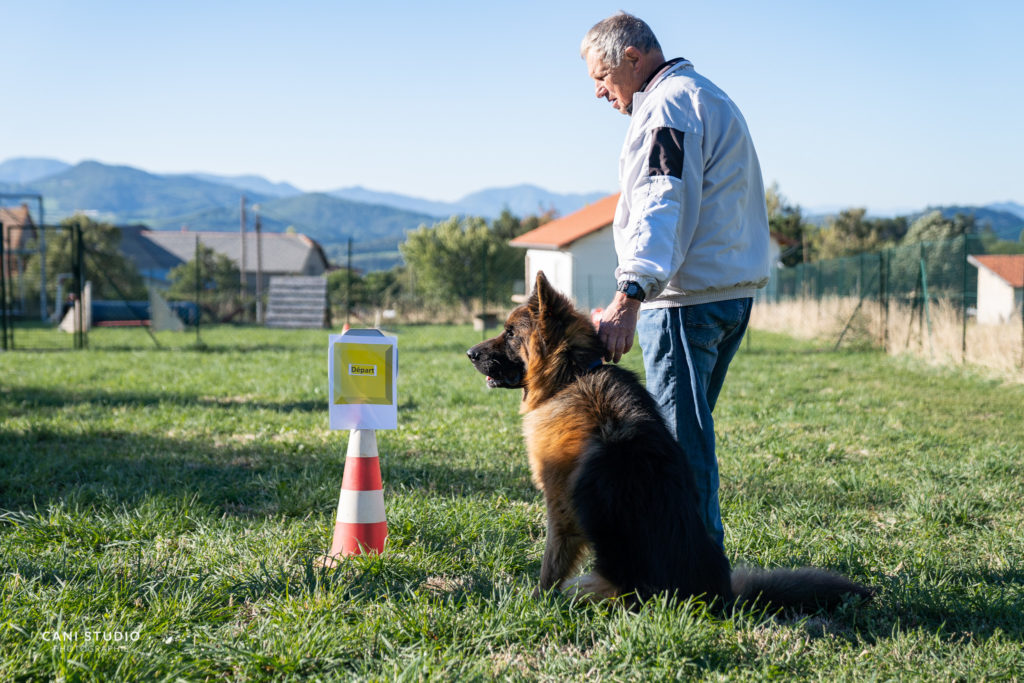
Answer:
[{"left": 319, "top": 429, "right": 387, "bottom": 567}]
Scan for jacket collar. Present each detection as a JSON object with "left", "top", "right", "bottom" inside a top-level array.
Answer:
[{"left": 629, "top": 58, "right": 691, "bottom": 116}]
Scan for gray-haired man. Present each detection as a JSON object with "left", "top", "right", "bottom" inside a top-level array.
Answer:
[{"left": 583, "top": 12, "right": 771, "bottom": 548}]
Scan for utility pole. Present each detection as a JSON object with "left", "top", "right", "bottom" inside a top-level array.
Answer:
[
  {"left": 346, "top": 237, "right": 352, "bottom": 329},
  {"left": 254, "top": 205, "right": 263, "bottom": 323},
  {"left": 38, "top": 199, "right": 46, "bottom": 321},
  {"left": 239, "top": 194, "right": 247, "bottom": 319}
]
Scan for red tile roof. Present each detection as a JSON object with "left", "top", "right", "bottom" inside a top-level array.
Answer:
[
  {"left": 0, "top": 204, "right": 32, "bottom": 228},
  {"left": 510, "top": 193, "right": 619, "bottom": 249},
  {"left": 971, "top": 254, "right": 1024, "bottom": 288}
]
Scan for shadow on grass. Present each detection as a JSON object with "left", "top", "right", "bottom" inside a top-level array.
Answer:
[
  {"left": 227, "top": 553, "right": 503, "bottom": 610},
  {"left": 0, "top": 425, "right": 537, "bottom": 518},
  {"left": 2, "top": 385, "right": 324, "bottom": 414},
  {"left": 83, "top": 343, "right": 321, "bottom": 354}
]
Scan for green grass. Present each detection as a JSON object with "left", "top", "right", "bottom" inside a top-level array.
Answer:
[{"left": 2, "top": 324, "right": 1023, "bottom": 680}]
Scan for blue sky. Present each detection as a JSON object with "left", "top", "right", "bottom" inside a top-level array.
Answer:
[{"left": 5, "top": 1, "right": 1022, "bottom": 213}]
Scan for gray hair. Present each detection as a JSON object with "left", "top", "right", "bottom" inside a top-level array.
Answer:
[{"left": 580, "top": 12, "right": 662, "bottom": 67}]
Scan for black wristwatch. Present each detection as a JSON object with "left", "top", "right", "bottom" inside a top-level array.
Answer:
[{"left": 616, "top": 280, "right": 646, "bottom": 302}]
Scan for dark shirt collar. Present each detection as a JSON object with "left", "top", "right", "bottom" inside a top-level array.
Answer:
[
  {"left": 639, "top": 57, "right": 686, "bottom": 92},
  {"left": 627, "top": 58, "right": 686, "bottom": 115}
]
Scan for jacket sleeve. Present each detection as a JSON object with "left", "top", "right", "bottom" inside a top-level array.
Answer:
[{"left": 615, "top": 125, "right": 704, "bottom": 299}]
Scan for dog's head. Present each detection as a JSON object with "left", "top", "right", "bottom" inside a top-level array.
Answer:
[{"left": 467, "top": 272, "right": 605, "bottom": 396}]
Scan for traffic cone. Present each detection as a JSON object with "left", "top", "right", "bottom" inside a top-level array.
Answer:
[{"left": 319, "top": 429, "right": 388, "bottom": 567}]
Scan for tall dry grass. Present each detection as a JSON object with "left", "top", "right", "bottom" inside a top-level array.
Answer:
[{"left": 751, "top": 296, "right": 1024, "bottom": 381}]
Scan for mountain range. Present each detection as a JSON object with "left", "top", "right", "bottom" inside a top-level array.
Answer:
[
  {"left": 1, "top": 157, "right": 1021, "bottom": 270},
  {"left": 0, "top": 157, "right": 610, "bottom": 270}
]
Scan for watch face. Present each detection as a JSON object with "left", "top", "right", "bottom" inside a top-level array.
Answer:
[{"left": 619, "top": 281, "right": 643, "bottom": 300}]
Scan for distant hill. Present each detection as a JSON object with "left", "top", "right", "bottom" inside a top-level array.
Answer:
[
  {"left": 185, "top": 173, "right": 304, "bottom": 198},
  {"left": 329, "top": 186, "right": 458, "bottom": 218},
  {"left": 919, "top": 206, "right": 1024, "bottom": 242},
  {"left": 258, "top": 193, "right": 435, "bottom": 247},
  {"left": 987, "top": 201, "right": 1024, "bottom": 221},
  {"left": 0, "top": 156, "right": 613, "bottom": 271},
  {"left": 0, "top": 159, "right": 438, "bottom": 269},
  {"left": 146, "top": 191, "right": 435, "bottom": 245},
  {"left": 805, "top": 204, "right": 1024, "bottom": 243},
  {"left": 0, "top": 157, "right": 71, "bottom": 184},
  {"left": 23, "top": 161, "right": 271, "bottom": 223}
]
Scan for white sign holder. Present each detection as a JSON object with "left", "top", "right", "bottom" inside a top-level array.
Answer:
[{"left": 320, "top": 328, "right": 397, "bottom": 565}]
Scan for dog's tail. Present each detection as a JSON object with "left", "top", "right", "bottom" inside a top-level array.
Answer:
[{"left": 730, "top": 566, "right": 874, "bottom": 611}]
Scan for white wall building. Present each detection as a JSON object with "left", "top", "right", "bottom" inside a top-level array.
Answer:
[
  {"left": 968, "top": 254, "right": 1024, "bottom": 324},
  {"left": 509, "top": 194, "right": 620, "bottom": 312}
]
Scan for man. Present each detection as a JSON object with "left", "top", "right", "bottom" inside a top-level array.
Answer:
[{"left": 582, "top": 12, "right": 771, "bottom": 549}]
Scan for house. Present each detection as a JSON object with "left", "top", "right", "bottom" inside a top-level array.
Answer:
[
  {"left": 0, "top": 204, "right": 36, "bottom": 276},
  {"left": 509, "top": 194, "right": 620, "bottom": 311},
  {"left": 118, "top": 227, "right": 329, "bottom": 291},
  {"left": 509, "top": 192, "right": 785, "bottom": 309},
  {"left": 967, "top": 254, "right": 1024, "bottom": 324}
]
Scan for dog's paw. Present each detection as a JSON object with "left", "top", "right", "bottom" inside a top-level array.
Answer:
[{"left": 560, "top": 573, "right": 619, "bottom": 604}]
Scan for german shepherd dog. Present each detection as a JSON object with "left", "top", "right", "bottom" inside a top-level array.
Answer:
[{"left": 468, "top": 272, "right": 872, "bottom": 610}]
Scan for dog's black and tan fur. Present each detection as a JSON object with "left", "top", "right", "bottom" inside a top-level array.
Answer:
[{"left": 468, "top": 272, "right": 872, "bottom": 610}]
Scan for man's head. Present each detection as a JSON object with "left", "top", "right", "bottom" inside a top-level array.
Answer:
[{"left": 581, "top": 12, "right": 665, "bottom": 115}]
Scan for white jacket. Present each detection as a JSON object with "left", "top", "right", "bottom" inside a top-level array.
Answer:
[{"left": 613, "top": 59, "right": 771, "bottom": 307}]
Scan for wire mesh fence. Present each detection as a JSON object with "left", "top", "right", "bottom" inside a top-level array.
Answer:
[
  {"left": 756, "top": 235, "right": 1024, "bottom": 373},
  {"left": 1, "top": 218, "right": 524, "bottom": 352},
  {"left": 0, "top": 221, "right": 297, "bottom": 351},
  {"left": 1, "top": 222, "right": 87, "bottom": 350}
]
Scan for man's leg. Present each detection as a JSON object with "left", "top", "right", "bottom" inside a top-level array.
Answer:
[{"left": 636, "top": 298, "right": 752, "bottom": 548}]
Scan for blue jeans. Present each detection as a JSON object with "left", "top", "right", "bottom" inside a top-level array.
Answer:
[{"left": 636, "top": 298, "right": 752, "bottom": 549}]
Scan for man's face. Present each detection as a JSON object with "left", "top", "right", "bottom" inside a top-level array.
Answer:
[{"left": 586, "top": 49, "right": 643, "bottom": 115}]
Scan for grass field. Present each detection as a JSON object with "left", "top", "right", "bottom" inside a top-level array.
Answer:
[{"left": 2, "top": 323, "right": 1023, "bottom": 680}]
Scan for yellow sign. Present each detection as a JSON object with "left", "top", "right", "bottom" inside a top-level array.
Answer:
[{"left": 332, "top": 342, "right": 394, "bottom": 405}]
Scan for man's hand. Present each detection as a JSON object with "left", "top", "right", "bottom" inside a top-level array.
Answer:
[{"left": 597, "top": 292, "right": 641, "bottom": 363}]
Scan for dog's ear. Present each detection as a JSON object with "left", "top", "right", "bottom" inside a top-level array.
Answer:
[
  {"left": 535, "top": 271, "right": 551, "bottom": 294},
  {"left": 530, "top": 271, "right": 570, "bottom": 325},
  {"left": 529, "top": 270, "right": 574, "bottom": 331},
  {"left": 532, "top": 271, "right": 553, "bottom": 316},
  {"left": 527, "top": 271, "right": 549, "bottom": 315}
]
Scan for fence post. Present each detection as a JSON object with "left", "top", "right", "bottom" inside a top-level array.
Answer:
[
  {"left": 195, "top": 235, "right": 202, "bottom": 345},
  {"left": 72, "top": 221, "right": 85, "bottom": 350},
  {"left": 859, "top": 252, "right": 864, "bottom": 301},
  {"left": 919, "top": 245, "right": 934, "bottom": 358},
  {"left": 883, "top": 249, "right": 890, "bottom": 352},
  {"left": 0, "top": 222, "right": 7, "bottom": 350},
  {"left": 961, "top": 234, "right": 968, "bottom": 363}
]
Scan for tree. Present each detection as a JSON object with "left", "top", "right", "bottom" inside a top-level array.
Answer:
[
  {"left": 326, "top": 266, "right": 408, "bottom": 314},
  {"left": 166, "top": 243, "right": 242, "bottom": 321},
  {"left": 765, "top": 183, "right": 808, "bottom": 266},
  {"left": 400, "top": 215, "right": 522, "bottom": 313},
  {"left": 22, "top": 214, "right": 146, "bottom": 302},
  {"left": 902, "top": 210, "right": 975, "bottom": 244},
  {"left": 871, "top": 216, "right": 909, "bottom": 246},
  {"left": 889, "top": 211, "right": 979, "bottom": 299},
  {"left": 807, "top": 208, "right": 885, "bottom": 261},
  {"left": 491, "top": 207, "right": 555, "bottom": 241}
]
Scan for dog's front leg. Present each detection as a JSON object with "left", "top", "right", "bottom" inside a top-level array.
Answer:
[{"left": 537, "top": 492, "right": 586, "bottom": 593}]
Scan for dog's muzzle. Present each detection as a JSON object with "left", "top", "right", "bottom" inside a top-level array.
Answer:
[{"left": 466, "top": 345, "right": 523, "bottom": 389}]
